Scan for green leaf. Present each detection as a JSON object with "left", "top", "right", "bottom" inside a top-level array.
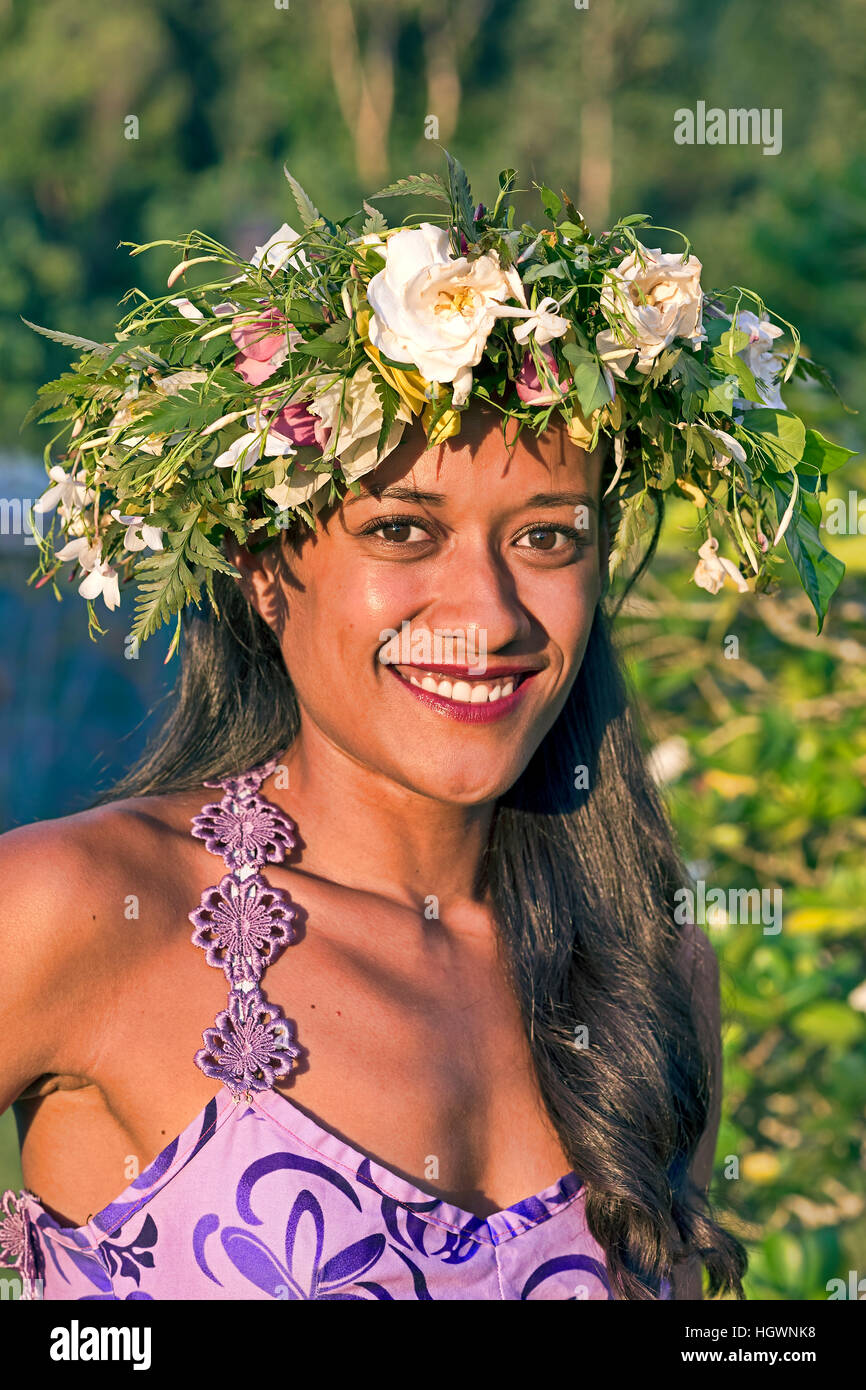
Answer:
[
  {"left": 131, "top": 509, "right": 201, "bottom": 643},
  {"left": 285, "top": 297, "right": 328, "bottom": 327},
  {"left": 283, "top": 166, "right": 321, "bottom": 229},
  {"left": 369, "top": 173, "right": 449, "bottom": 202},
  {"left": 20, "top": 317, "right": 105, "bottom": 351},
  {"left": 360, "top": 200, "right": 388, "bottom": 236},
  {"left": 801, "top": 428, "right": 857, "bottom": 475},
  {"left": 537, "top": 184, "right": 562, "bottom": 221},
  {"left": 129, "top": 389, "right": 214, "bottom": 436},
  {"left": 770, "top": 480, "right": 845, "bottom": 631},
  {"left": 372, "top": 371, "right": 400, "bottom": 457},
  {"left": 560, "top": 344, "right": 611, "bottom": 415},
  {"left": 522, "top": 259, "right": 569, "bottom": 284},
  {"left": 708, "top": 350, "right": 762, "bottom": 405},
  {"left": 671, "top": 350, "right": 713, "bottom": 420},
  {"left": 322, "top": 318, "right": 351, "bottom": 343},
  {"left": 187, "top": 524, "right": 241, "bottom": 577},
  {"left": 445, "top": 150, "right": 476, "bottom": 240},
  {"left": 21, "top": 316, "right": 167, "bottom": 369},
  {"left": 492, "top": 168, "right": 517, "bottom": 224},
  {"left": 292, "top": 332, "right": 351, "bottom": 367},
  {"left": 742, "top": 409, "right": 806, "bottom": 470},
  {"left": 702, "top": 315, "right": 751, "bottom": 356},
  {"left": 560, "top": 196, "right": 595, "bottom": 243}
]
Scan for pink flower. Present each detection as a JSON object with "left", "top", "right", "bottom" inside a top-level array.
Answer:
[
  {"left": 515, "top": 346, "right": 572, "bottom": 405},
  {"left": 231, "top": 308, "right": 289, "bottom": 385},
  {"left": 266, "top": 399, "right": 330, "bottom": 450}
]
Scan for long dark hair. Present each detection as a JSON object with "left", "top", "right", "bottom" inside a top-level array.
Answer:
[{"left": 89, "top": 498, "right": 747, "bottom": 1300}]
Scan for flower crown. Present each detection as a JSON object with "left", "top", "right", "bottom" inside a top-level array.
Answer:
[{"left": 24, "top": 150, "right": 855, "bottom": 657}]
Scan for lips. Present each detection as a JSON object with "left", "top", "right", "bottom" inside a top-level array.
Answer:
[{"left": 386, "top": 663, "right": 540, "bottom": 723}]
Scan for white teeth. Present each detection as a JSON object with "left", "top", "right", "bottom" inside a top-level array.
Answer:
[{"left": 402, "top": 669, "right": 525, "bottom": 704}]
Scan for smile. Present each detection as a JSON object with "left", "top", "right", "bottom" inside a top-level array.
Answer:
[{"left": 387, "top": 664, "right": 539, "bottom": 723}]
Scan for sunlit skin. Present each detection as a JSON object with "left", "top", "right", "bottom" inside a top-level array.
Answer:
[{"left": 229, "top": 404, "right": 609, "bottom": 913}]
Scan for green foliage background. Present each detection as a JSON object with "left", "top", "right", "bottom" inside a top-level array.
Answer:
[{"left": 1, "top": 0, "right": 864, "bottom": 1299}]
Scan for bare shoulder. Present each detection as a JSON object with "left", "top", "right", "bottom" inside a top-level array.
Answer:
[{"left": 0, "top": 788, "right": 205, "bottom": 1110}]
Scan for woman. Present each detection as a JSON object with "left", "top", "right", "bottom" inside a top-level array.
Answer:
[
  {"left": 0, "top": 405, "right": 739, "bottom": 1301},
  {"left": 1, "top": 153, "right": 845, "bottom": 1299}
]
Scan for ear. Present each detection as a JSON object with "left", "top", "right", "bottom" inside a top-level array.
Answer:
[{"left": 224, "top": 533, "right": 282, "bottom": 616}]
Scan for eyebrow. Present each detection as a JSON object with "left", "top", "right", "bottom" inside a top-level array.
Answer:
[{"left": 344, "top": 485, "right": 598, "bottom": 514}]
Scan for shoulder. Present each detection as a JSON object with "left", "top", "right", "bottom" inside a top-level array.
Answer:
[{"left": 0, "top": 790, "right": 207, "bottom": 1108}]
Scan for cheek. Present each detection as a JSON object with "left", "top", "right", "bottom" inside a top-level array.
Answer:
[{"left": 278, "top": 561, "right": 393, "bottom": 684}]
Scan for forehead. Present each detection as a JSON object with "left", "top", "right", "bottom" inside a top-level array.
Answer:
[{"left": 353, "top": 407, "right": 605, "bottom": 509}]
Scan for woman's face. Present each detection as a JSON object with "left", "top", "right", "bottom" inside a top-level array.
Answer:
[{"left": 237, "top": 407, "right": 608, "bottom": 804}]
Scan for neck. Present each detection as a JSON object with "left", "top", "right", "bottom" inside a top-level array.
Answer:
[{"left": 264, "top": 721, "right": 497, "bottom": 919}]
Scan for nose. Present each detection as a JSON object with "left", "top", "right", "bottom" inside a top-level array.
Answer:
[{"left": 424, "top": 535, "right": 535, "bottom": 656}]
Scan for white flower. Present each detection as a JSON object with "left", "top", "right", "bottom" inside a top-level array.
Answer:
[
  {"left": 848, "top": 979, "right": 866, "bottom": 1013},
  {"left": 212, "top": 406, "right": 299, "bottom": 472},
  {"left": 366, "top": 223, "right": 524, "bottom": 406},
  {"left": 265, "top": 465, "right": 331, "bottom": 512},
  {"left": 510, "top": 296, "right": 570, "bottom": 345},
  {"left": 595, "top": 244, "right": 705, "bottom": 376},
  {"left": 109, "top": 509, "right": 164, "bottom": 552},
  {"left": 705, "top": 427, "right": 747, "bottom": 470},
  {"left": 692, "top": 535, "right": 750, "bottom": 595},
  {"left": 32, "top": 465, "right": 93, "bottom": 515},
  {"left": 729, "top": 310, "right": 786, "bottom": 410},
  {"left": 59, "top": 500, "right": 89, "bottom": 538},
  {"left": 78, "top": 553, "right": 121, "bottom": 611},
  {"left": 56, "top": 535, "right": 101, "bottom": 569},
  {"left": 309, "top": 363, "right": 413, "bottom": 482},
  {"left": 498, "top": 267, "right": 570, "bottom": 346},
  {"left": 54, "top": 534, "right": 120, "bottom": 609},
  {"left": 170, "top": 297, "right": 205, "bottom": 321},
  {"left": 251, "top": 222, "right": 309, "bottom": 275}
]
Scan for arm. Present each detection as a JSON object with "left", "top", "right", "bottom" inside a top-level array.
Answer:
[
  {"left": 0, "top": 817, "right": 109, "bottom": 1114},
  {"left": 670, "top": 923, "right": 723, "bottom": 1300}
]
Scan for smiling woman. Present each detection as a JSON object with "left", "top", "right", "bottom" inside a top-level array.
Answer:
[
  {"left": 1, "top": 401, "right": 746, "bottom": 1301},
  {"left": 12, "top": 149, "right": 843, "bottom": 1301}
]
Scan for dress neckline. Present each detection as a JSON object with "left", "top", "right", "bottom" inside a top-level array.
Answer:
[{"left": 25, "top": 1080, "right": 583, "bottom": 1251}]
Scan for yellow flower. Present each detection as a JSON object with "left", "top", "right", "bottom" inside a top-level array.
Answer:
[
  {"left": 423, "top": 403, "right": 461, "bottom": 445},
  {"left": 364, "top": 341, "right": 430, "bottom": 419},
  {"left": 566, "top": 409, "right": 596, "bottom": 449},
  {"left": 566, "top": 393, "right": 621, "bottom": 450}
]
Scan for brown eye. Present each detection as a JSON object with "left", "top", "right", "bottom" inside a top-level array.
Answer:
[
  {"left": 360, "top": 515, "right": 432, "bottom": 544},
  {"left": 380, "top": 521, "right": 414, "bottom": 542},
  {"left": 515, "top": 526, "right": 585, "bottom": 552},
  {"left": 524, "top": 528, "right": 559, "bottom": 551}
]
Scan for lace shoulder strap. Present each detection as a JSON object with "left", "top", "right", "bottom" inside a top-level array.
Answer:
[{"left": 188, "top": 754, "right": 301, "bottom": 1102}]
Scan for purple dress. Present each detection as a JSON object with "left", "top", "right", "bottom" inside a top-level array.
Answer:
[{"left": 0, "top": 756, "right": 671, "bottom": 1300}]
